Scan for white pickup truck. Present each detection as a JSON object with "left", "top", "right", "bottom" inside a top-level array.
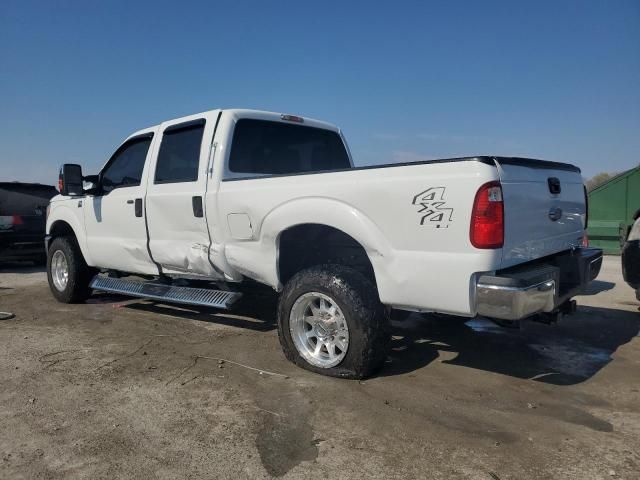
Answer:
[{"left": 45, "top": 109, "right": 602, "bottom": 378}]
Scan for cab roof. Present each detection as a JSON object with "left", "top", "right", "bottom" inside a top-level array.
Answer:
[{"left": 129, "top": 109, "right": 340, "bottom": 139}]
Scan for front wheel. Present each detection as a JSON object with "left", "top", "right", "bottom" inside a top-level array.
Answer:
[
  {"left": 277, "top": 265, "right": 389, "bottom": 379},
  {"left": 47, "top": 236, "right": 94, "bottom": 303}
]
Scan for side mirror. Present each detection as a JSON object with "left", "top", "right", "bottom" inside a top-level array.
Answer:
[{"left": 58, "top": 164, "right": 83, "bottom": 196}]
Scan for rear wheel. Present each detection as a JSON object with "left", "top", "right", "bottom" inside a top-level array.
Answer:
[
  {"left": 47, "top": 236, "right": 94, "bottom": 303},
  {"left": 277, "top": 265, "right": 389, "bottom": 379}
]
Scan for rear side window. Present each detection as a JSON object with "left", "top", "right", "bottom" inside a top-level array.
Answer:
[
  {"left": 154, "top": 121, "right": 205, "bottom": 184},
  {"left": 228, "top": 119, "right": 351, "bottom": 177},
  {"left": 101, "top": 136, "right": 152, "bottom": 193}
]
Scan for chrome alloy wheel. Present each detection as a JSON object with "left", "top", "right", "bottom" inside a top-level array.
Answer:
[
  {"left": 51, "top": 250, "right": 69, "bottom": 292},
  {"left": 289, "top": 292, "right": 349, "bottom": 368}
]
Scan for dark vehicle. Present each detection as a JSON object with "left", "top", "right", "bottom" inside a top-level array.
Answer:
[
  {"left": 622, "top": 209, "right": 640, "bottom": 301},
  {"left": 0, "top": 182, "right": 57, "bottom": 263}
]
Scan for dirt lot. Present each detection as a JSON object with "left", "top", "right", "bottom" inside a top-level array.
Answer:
[{"left": 0, "top": 257, "right": 638, "bottom": 480}]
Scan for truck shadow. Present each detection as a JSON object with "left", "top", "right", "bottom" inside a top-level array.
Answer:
[
  {"left": 381, "top": 306, "right": 640, "bottom": 385},
  {"left": 0, "top": 261, "right": 46, "bottom": 274},
  {"left": 108, "top": 290, "right": 639, "bottom": 385},
  {"left": 580, "top": 280, "right": 616, "bottom": 295},
  {"left": 122, "top": 291, "right": 279, "bottom": 333}
]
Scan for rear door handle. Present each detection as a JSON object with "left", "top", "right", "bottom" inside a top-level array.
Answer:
[
  {"left": 134, "top": 198, "right": 143, "bottom": 217},
  {"left": 192, "top": 196, "right": 203, "bottom": 218}
]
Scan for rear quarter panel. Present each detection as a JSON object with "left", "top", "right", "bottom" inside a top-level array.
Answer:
[{"left": 216, "top": 160, "right": 501, "bottom": 315}]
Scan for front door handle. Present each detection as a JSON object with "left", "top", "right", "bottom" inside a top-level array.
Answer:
[
  {"left": 192, "top": 196, "right": 203, "bottom": 218},
  {"left": 126, "top": 199, "right": 134, "bottom": 204}
]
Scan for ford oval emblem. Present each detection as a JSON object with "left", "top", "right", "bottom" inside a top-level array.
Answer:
[{"left": 548, "top": 207, "right": 562, "bottom": 221}]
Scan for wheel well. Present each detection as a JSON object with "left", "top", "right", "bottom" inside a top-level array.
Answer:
[
  {"left": 50, "top": 221, "right": 76, "bottom": 240},
  {"left": 278, "top": 224, "right": 376, "bottom": 286}
]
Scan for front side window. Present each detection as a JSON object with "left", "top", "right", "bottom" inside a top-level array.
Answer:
[
  {"left": 228, "top": 119, "right": 351, "bottom": 177},
  {"left": 154, "top": 122, "right": 205, "bottom": 184},
  {"left": 101, "top": 136, "right": 152, "bottom": 193}
]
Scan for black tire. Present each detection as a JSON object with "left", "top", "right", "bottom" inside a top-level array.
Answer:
[
  {"left": 47, "top": 236, "right": 94, "bottom": 303},
  {"left": 277, "top": 264, "right": 389, "bottom": 379}
]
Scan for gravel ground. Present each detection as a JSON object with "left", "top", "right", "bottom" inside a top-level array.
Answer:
[{"left": 0, "top": 256, "right": 638, "bottom": 479}]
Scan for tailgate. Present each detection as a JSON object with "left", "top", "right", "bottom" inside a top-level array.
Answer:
[{"left": 495, "top": 158, "right": 585, "bottom": 268}]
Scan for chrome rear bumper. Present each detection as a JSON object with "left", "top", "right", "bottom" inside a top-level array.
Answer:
[
  {"left": 476, "top": 279, "right": 556, "bottom": 320},
  {"left": 475, "top": 248, "right": 602, "bottom": 321}
]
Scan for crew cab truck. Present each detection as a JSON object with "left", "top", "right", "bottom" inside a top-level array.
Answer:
[{"left": 46, "top": 109, "right": 602, "bottom": 378}]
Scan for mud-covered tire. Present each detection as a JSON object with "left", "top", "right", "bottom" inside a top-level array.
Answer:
[
  {"left": 277, "top": 265, "right": 389, "bottom": 379},
  {"left": 47, "top": 236, "right": 94, "bottom": 303}
]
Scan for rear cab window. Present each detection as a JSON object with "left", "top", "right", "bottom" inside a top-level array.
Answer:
[{"left": 227, "top": 119, "right": 351, "bottom": 178}]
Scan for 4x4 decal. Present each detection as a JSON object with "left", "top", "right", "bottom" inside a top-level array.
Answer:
[{"left": 412, "top": 187, "right": 454, "bottom": 228}]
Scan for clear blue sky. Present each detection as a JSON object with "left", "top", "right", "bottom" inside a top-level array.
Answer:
[{"left": 1, "top": 0, "right": 638, "bottom": 184}]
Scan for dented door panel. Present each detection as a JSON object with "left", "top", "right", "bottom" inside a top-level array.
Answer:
[{"left": 145, "top": 111, "right": 225, "bottom": 279}]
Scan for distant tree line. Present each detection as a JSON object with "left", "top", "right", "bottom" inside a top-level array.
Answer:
[{"left": 586, "top": 172, "right": 618, "bottom": 192}]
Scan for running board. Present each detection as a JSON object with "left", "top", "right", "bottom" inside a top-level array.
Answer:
[{"left": 90, "top": 276, "right": 241, "bottom": 309}]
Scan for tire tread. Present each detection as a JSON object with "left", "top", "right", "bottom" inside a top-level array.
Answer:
[
  {"left": 277, "top": 264, "right": 389, "bottom": 379},
  {"left": 47, "top": 236, "right": 93, "bottom": 303}
]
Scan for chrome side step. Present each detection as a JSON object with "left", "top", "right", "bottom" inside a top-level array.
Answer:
[{"left": 90, "top": 276, "right": 241, "bottom": 309}]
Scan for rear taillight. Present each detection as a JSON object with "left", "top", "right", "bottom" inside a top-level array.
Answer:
[
  {"left": 582, "top": 231, "right": 589, "bottom": 247},
  {"left": 470, "top": 181, "right": 504, "bottom": 249},
  {"left": 0, "top": 215, "right": 23, "bottom": 228}
]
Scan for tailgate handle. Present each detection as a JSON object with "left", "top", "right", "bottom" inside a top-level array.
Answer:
[{"left": 548, "top": 177, "right": 561, "bottom": 194}]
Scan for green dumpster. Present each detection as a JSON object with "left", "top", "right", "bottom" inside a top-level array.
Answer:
[{"left": 588, "top": 166, "right": 640, "bottom": 254}]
